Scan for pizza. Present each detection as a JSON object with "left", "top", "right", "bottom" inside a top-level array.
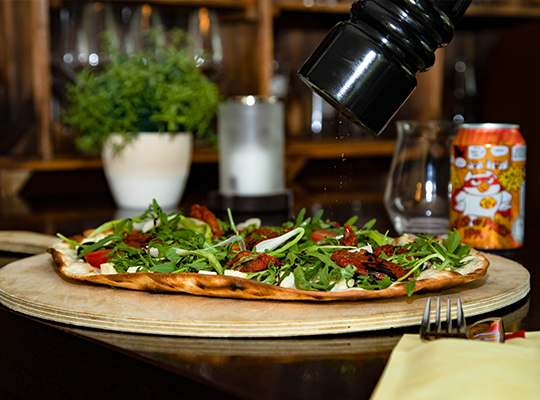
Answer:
[{"left": 48, "top": 201, "right": 489, "bottom": 301}]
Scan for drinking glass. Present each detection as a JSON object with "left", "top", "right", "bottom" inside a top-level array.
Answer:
[{"left": 384, "top": 121, "right": 456, "bottom": 235}]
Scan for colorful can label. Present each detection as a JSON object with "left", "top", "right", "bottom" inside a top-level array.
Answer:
[{"left": 450, "top": 123, "right": 526, "bottom": 249}]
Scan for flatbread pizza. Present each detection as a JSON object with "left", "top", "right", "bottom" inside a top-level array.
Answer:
[{"left": 48, "top": 201, "right": 489, "bottom": 301}]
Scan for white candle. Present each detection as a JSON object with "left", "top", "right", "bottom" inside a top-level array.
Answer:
[{"left": 229, "top": 143, "right": 276, "bottom": 195}]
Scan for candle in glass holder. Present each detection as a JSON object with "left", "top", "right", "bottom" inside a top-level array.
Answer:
[{"left": 218, "top": 96, "right": 285, "bottom": 197}]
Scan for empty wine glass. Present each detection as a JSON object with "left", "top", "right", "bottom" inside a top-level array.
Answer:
[
  {"left": 76, "top": 2, "right": 119, "bottom": 68},
  {"left": 54, "top": 4, "right": 80, "bottom": 79},
  {"left": 187, "top": 7, "right": 223, "bottom": 81},
  {"left": 119, "top": 3, "right": 163, "bottom": 54}
]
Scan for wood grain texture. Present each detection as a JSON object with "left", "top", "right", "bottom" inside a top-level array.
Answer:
[
  {"left": 0, "top": 231, "right": 60, "bottom": 254},
  {"left": 0, "top": 253, "right": 529, "bottom": 338},
  {"left": 30, "top": 0, "right": 52, "bottom": 160}
]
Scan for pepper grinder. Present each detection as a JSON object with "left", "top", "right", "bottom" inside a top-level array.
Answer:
[{"left": 298, "top": 0, "right": 472, "bottom": 137}]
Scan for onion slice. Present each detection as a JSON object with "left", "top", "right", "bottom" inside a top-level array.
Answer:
[{"left": 254, "top": 227, "right": 305, "bottom": 254}]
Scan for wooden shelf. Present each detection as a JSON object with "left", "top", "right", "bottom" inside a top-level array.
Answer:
[
  {"left": 0, "top": 138, "right": 395, "bottom": 197},
  {"left": 0, "top": 138, "right": 394, "bottom": 171},
  {"left": 274, "top": 1, "right": 350, "bottom": 14},
  {"left": 0, "top": 157, "right": 102, "bottom": 172},
  {"left": 466, "top": 4, "right": 540, "bottom": 19},
  {"left": 274, "top": 1, "right": 540, "bottom": 19},
  {"left": 284, "top": 138, "right": 395, "bottom": 186},
  {"left": 50, "top": 0, "right": 257, "bottom": 9},
  {"left": 286, "top": 138, "right": 395, "bottom": 159},
  {"left": 192, "top": 147, "right": 219, "bottom": 164}
]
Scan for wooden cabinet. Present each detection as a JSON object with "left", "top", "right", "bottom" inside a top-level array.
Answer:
[{"left": 1, "top": 0, "right": 540, "bottom": 199}]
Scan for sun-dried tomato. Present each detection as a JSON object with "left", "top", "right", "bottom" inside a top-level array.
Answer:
[
  {"left": 373, "top": 245, "right": 412, "bottom": 261},
  {"left": 190, "top": 204, "right": 224, "bottom": 238},
  {"left": 226, "top": 251, "right": 255, "bottom": 267},
  {"left": 122, "top": 233, "right": 155, "bottom": 250},
  {"left": 340, "top": 224, "right": 358, "bottom": 246},
  {"left": 237, "top": 254, "right": 284, "bottom": 273},
  {"left": 331, "top": 249, "right": 411, "bottom": 281},
  {"left": 226, "top": 251, "right": 283, "bottom": 273}
]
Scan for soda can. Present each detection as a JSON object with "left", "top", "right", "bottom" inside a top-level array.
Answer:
[{"left": 450, "top": 123, "right": 526, "bottom": 249}]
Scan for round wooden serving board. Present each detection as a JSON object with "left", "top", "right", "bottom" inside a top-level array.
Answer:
[{"left": 0, "top": 253, "right": 530, "bottom": 338}]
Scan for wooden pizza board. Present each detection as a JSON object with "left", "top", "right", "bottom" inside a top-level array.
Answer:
[
  {"left": 0, "top": 231, "right": 61, "bottom": 254},
  {"left": 0, "top": 253, "right": 530, "bottom": 338}
]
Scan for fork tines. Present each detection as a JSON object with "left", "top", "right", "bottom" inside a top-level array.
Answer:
[{"left": 420, "top": 296, "right": 468, "bottom": 340}]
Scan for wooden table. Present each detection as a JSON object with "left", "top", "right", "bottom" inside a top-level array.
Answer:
[{"left": 0, "top": 190, "right": 538, "bottom": 400}]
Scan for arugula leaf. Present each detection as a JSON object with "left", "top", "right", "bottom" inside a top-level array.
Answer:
[
  {"left": 268, "top": 228, "right": 305, "bottom": 257},
  {"left": 177, "top": 216, "right": 213, "bottom": 241},
  {"left": 443, "top": 229, "right": 472, "bottom": 261},
  {"left": 294, "top": 208, "right": 307, "bottom": 228},
  {"left": 227, "top": 208, "right": 238, "bottom": 234},
  {"left": 86, "top": 219, "right": 125, "bottom": 239},
  {"left": 341, "top": 265, "right": 356, "bottom": 281},
  {"left": 405, "top": 280, "right": 416, "bottom": 296},
  {"left": 442, "top": 229, "right": 461, "bottom": 253},
  {"left": 151, "top": 263, "right": 177, "bottom": 273},
  {"left": 305, "top": 250, "right": 337, "bottom": 269},
  {"left": 77, "top": 233, "right": 123, "bottom": 258},
  {"left": 56, "top": 233, "right": 81, "bottom": 248},
  {"left": 312, "top": 209, "right": 324, "bottom": 224},
  {"left": 362, "top": 219, "right": 376, "bottom": 230},
  {"left": 379, "top": 275, "right": 394, "bottom": 290},
  {"left": 174, "top": 249, "right": 223, "bottom": 274},
  {"left": 345, "top": 215, "right": 358, "bottom": 227}
]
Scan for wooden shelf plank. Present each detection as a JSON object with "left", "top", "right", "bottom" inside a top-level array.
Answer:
[
  {"left": 275, "top": 1, "right": 350, "bottom": 14},
  {"left": 51, "top": 0, "right": 257, "bottom": 10},
  {"left": 286, "top": 139, "right": 395, "bottom": 159},
  {"left": 191, "top": 147, "right": 219, "bottom": 163},
  {"left": 274, "top": 1, "right": 540, "bottom": 19},
  {"left": 466, "top": 4, "right": 540, "bottom": 19},
  {"left": 0, "top": 157, "right": 103, "bottom": 171},
  {"left": 0, "top": 139, "right": 395, "bottom": 171}
]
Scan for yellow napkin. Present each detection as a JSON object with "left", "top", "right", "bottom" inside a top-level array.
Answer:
[{"left": 370, "top": 332, "right": 540, "bottom": 400}]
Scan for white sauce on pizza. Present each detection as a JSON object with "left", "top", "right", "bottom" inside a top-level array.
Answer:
[{"left": 416, "top": 255, "right": 479, "bottom": 280}]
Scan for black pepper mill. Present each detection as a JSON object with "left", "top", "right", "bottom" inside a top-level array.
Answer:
[{"left": 298, "top": 0, "right": 472, "bottom": 137}]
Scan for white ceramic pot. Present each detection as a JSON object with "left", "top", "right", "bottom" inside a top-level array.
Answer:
[{"left": 102, "top": 132, "right": 193, "bottom": 210}]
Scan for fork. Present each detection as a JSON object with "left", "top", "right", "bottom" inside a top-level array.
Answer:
[{"left": 420, "top": 296, "right": 468, "bottom": 340}]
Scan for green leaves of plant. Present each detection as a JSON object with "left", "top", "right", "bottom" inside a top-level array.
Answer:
[{"left": 64, "top": 28, "right": 220, "bottom": 154}]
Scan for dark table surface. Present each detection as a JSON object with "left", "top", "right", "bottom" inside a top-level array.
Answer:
[{"left": 0, "top": 189, "right": 538, "bottom": 400}]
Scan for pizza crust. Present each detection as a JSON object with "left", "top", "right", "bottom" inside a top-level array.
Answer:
[{"left": 47, "top": 244, "right": 489, "bottom": 301}]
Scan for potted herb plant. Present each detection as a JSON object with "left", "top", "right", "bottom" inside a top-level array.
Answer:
[{"left": 64, "top": 28, "right": 219, "bottom": 210}]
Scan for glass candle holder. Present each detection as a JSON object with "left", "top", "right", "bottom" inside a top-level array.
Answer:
[{"left": 218, "top": 96, "right": 285, "bottom": 197}]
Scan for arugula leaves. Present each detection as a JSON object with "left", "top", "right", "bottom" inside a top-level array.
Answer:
[{"left": 62, "top": 202, "right": 473, "bottom": 296}]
